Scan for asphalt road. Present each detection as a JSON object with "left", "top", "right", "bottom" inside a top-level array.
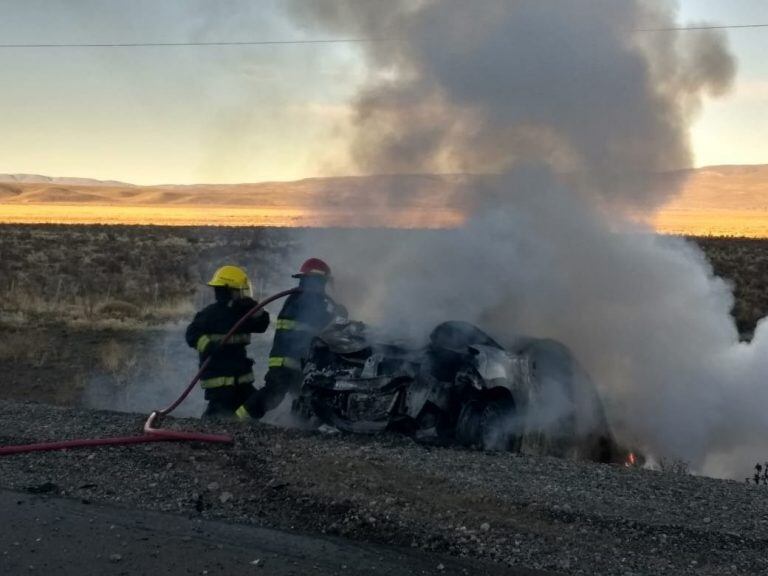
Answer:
[{"left": 0, "top": 489, "right": 540, "bottom": 576}]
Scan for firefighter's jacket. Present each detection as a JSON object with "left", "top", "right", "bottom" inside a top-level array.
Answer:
[
  {"left": 268, "top": 290, "right": 340, "bottom": 370},
  {"left": 185, "top": 299, "right": 270, "bottom": 389}
]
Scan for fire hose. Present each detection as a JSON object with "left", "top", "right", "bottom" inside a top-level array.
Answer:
[{"left": 0, "top": 288, "right": 300, "bottom": 456}]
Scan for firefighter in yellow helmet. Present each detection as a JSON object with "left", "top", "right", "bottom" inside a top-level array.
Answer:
[{"left": 185, "top": 265, "right": 270, "bottom": 418}]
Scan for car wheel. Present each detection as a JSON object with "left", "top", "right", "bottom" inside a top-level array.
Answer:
[
  {"left": 456, "top": 397, "right": 519, "bottom": 451},
  {"left": 455, "top": 400, "right": 484, "bottom": 447},
  {"left": 479, "top": 397, "right": 519, "bottom": 452}
]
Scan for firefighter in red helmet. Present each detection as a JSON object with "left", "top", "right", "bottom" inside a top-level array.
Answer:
[{"left": 236, "top": 258, "right": 345, "bottom": 420}]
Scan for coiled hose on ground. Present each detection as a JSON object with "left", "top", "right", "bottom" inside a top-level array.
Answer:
[{"left": 0, "top": 288, "right": 300, "bottom": 456}]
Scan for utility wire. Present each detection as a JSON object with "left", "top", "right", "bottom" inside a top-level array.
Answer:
[
  {"left": 0, "top": 23, "right": 765, "bottom": 48},
  {"left": 639, "top": 23, "right": 768, "bottom": 32},
  {"left": 0, "top": 38, "right": 385, "bottom": 49}
]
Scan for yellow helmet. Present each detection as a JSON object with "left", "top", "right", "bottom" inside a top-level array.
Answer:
[{"left": 207, "top": 265, "right": 250, "bottom": 291}]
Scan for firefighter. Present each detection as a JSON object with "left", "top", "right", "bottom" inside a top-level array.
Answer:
[
  {"left": 185, "top": 265, "right": 270, "bottom": 418},
  {"left": 236, "top": 257, "right": 343, "bottom": 420}
]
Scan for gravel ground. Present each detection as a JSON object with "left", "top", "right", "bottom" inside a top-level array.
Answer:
[
  {"left": 1, "top": 400, "right": 767, "bottom": 575},
  {"left": 0, "top": 490, "right": 526, "bottom": 576}
]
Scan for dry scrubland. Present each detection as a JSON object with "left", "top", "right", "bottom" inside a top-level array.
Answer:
[
  {"left": 1, "top": 224, "right": 768, "bottom": 409},
  {"left": 1, "top": 224, "right": 766, "bottom": 330},
  {"left": 695, "top": 237, "right": 768, "bottom": 336},
  {"left": 0, "top": 224, "right": 294, "bottom": 326}
]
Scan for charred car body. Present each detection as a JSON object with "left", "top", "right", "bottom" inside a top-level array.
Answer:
[{"left": 293, "top": 320, "right": 619, "bottom": 462}]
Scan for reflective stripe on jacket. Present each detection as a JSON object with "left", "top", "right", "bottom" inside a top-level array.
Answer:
[
  {"left": 267, "top": 356, "right": 302, "bottom": 370},
  {"left": 200, "top": 372, "right": 256, "bottom": 389},
  {"left": 185, "top": 298, "right": 270, "bottom": 385},
  {"left": 274, "top": 319, "right": 314, "bottom": 332},
  {"left": 195, "top": 333, "right": 251, "bottom": 353},
  {"left": 268, "top": 290, "right": 339, "bottom": 364}
]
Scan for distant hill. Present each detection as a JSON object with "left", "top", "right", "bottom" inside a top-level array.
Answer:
[
  {"left": 1, "top": 166, "right": 766, "bottom": 210},
  {"left": 0, "top": 174, "right": 133, "bottom": 187},
  {"left": 651, "top": 165, "right": 768, "bottom": 236},
  {"left": 663, "top": 165, "right": 768, "bottom": 211},
  {"left": 0, "top": 174, "right": 472, "bottom": 228},
  {"left": 1, "top": 166, "right": 767, "bottom": 234},
  {"left": 0, "top": 173, "right": 471, "bottom": 209}
]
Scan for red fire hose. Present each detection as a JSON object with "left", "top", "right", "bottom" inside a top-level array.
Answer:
[{"left": 0, "top": 288, "right": 300, "bottom": 456}]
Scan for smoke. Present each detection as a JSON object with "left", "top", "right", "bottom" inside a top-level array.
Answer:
[
  {"left": 288, "top": 0, "right": 734, "bottom": 210},
  {"left": 82, "top": 326, "right": 283, "bottom": 420},
  {"left": 279, "top": 1, "right": 768, "bottom": 477},
  {"left": 83, "top": 330, "right": 207, "bottom": 418}
]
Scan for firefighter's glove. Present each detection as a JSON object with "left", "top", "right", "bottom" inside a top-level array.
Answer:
[{"left": 234, "top": 297, "right": 269, "bottom": 323}]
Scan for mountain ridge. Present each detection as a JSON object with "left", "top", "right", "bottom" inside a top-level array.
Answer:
[
  {"left": 2, "top": 166, "right": 768, "bottom": 234},
  {"left": 1, "top": 166, "right": 767, "bottom": 211}
]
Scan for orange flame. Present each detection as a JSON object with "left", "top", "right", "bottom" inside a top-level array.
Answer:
[{"left": 624, "top": 452, "right": 637, "bottom": 467}]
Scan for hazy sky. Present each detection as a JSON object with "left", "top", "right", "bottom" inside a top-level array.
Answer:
[{"left": 0, "top": 0, "right": 765, "bottom": 184}]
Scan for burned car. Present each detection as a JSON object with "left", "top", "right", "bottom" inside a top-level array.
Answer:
[{"left": 293, "top": 320, "right": 619, "bottom": 462}]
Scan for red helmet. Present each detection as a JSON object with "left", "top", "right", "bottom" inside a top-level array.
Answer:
[{"left": 294, "top": 257, "right": 331, "bottom": 278}]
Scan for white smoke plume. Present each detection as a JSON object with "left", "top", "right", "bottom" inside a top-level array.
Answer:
[{"left": 282, "top": 1, "right": 768, "bottom": 477}]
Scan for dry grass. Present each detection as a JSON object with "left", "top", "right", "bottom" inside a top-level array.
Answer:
[
  {"left": 0, "top": 224, "right": 294, "bottom": 327},
  {"left": 0, "top": 224, "right": 765, "bottom": 335},
  {"left": 99, "top": 338, "right": 138, "bottom": 373},
  {"left": 695, "top": 237, "right": 768, "bottom": 335}
]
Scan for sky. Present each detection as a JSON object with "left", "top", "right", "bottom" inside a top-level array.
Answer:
[
  {"left": 678, "top": 0, "right": 768, "bottom": 170},
  {"left": 0, "top": 0, "right": 765, "bottom": 185}
]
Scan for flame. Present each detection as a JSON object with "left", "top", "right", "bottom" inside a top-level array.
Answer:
[{"left": 624, "top": 452, "right": 637, "bottom": 467}]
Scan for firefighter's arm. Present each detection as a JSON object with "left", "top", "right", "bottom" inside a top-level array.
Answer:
[
  {"left": 233, "top": 298, "right": 270, "bottom": 333},
  {"left": 185, "top": 312, "right": 218, "bottom": 357}
]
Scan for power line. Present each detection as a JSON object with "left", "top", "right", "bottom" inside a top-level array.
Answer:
[
  {"left": 0, "top": 22, "right": 765, "bottom": 49},
  {"left": 639, "top": 23, "right": 768, "bottom": 32},
  {"left": 0, "top": 38, "right": 385, "bottom": 49}
]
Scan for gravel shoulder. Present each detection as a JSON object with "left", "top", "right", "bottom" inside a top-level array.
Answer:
[
  {"left": 1, "top": 401, "right": 767, "bottom": 575},
  {"left": 0, "top": 489, "right": 519, "bottom": 576}
]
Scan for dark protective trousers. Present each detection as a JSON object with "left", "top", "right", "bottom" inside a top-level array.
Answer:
[
  {"left": 203, "top": 382, "right": 256, "bottom": 419},
  {"left": 242, "top": 367, "right": 303, "bottom": 419}
]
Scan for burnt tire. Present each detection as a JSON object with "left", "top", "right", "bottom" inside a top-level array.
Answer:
[
  {"left": 455, "top": 397, "right": 518, "bottom": 451},
  {"left": 520, "top": 338, "right": 612, "bottom": 459},
  {"left": 455, "top": 400, "right": 484, "bottom": 448},
  {"left": 480, "top": 397, "right": 519, "bottom": 451}
]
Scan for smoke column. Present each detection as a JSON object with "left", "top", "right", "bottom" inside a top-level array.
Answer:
[{"left": 282, "top": 1, "right": 768, "bottom": 477}]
